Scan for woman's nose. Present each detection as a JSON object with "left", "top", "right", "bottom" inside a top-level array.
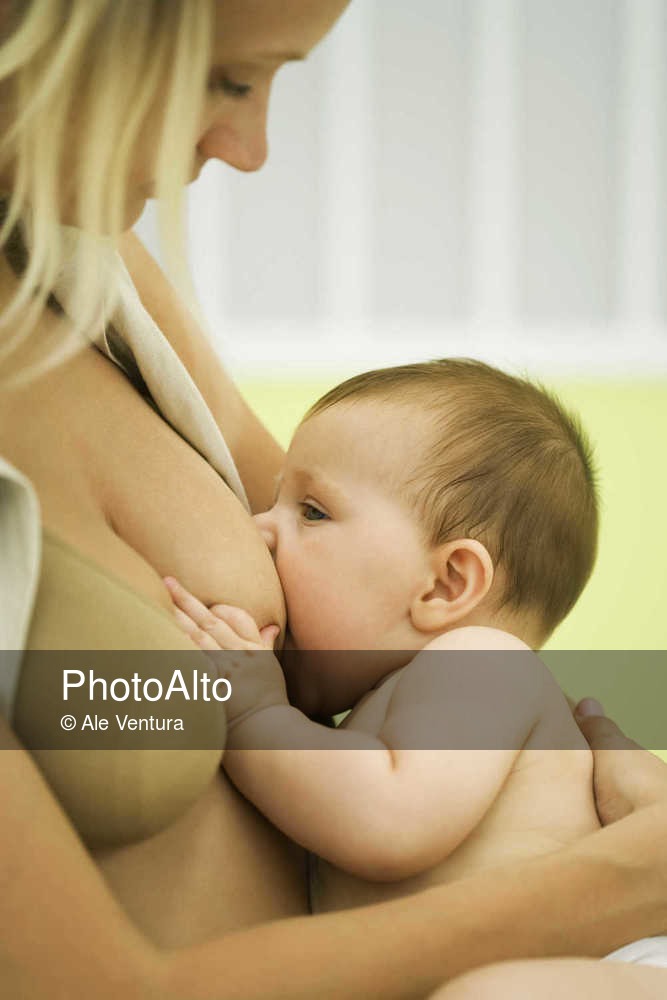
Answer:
[
  {"left": 253, "top": 511, "right": 277, "bottom": 552},
  {"left": 198, "top": 112, "right": 269, "bottom": 173}
]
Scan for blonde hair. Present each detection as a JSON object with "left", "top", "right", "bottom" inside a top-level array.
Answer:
[
  {"left": 0, "top": 0, "right": 213, "bottom": 368},
  {"left": 306, "top": 360, "right": 599, "bottom": 642}
]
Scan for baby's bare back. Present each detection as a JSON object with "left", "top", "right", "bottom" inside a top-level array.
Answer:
[{"left": 314, "top": 657, "right": 601, "bottom": 913}]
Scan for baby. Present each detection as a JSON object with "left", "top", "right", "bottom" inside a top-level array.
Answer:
[{"left": 167, "top": 358, "right": 602, "bottom": 913}]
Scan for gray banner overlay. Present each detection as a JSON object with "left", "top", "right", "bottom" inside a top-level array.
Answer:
[{"left": 2, "top": 650, "right": 665, "bottom": 751}]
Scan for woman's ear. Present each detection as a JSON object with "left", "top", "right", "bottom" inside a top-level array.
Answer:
[{"left": 410, "top": 539, "right": 494, "bottom": 634}]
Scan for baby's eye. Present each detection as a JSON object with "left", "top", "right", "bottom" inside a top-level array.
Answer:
[{"left": 300, "top": 503, "right": 329, "bottom": 522}]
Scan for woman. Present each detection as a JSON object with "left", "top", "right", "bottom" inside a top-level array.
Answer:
[{"left": 0, "top": 2, "right": 665, "bottom": 996}]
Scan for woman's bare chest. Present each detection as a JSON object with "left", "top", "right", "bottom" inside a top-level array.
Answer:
[
  {"left": 96, "top": 771, "right": 308, "bottom": 945},
  {"left": 3, "top": 345, "right": 303, "bottom": 927},
  {"left": 3, "top": 345, "right": 285, "bottom": 630}
]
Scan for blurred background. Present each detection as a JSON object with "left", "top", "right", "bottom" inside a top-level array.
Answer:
[{"left": 136, "top": 0, "right": 667, "bottom": 655}]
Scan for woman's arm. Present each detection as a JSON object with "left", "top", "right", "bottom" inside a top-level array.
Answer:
[
  {"left": 3, "top": 712, "right": 667, "bottom": 1000},
  {"left": 575, "top": 702, "right": 667, "bottom": 823},
  {"left": 0, "top": 719, "right": 160, "bottom": 1000},
  {"left": 118, "top": 230, "right": 284, "bottom": 513},
  {"left": 165, "top": 803, "right": 667, "bottom": 999}
]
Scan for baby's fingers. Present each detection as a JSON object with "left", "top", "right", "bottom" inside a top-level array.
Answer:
[
  {"left": 164, "top": 577, "right": 266, "bottom": 651},
  {"left": 171, "top": 606, "right": 220, "bottom": 651},
  {"left": 259, "top": 625, "right": 281, "bottom": 648},
  {"left": 164, "top": 577, "right": 212, "bottom": 628},
  {"left": 172, "top": 605, "right": 200, "bottom": 639},
  {"left": 208, "top": 603, "right": 263, "bottom": 644}
]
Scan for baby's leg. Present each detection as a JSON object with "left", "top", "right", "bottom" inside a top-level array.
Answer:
[{"left": 430, "top": 957, "right": 667, "bottom": 999}]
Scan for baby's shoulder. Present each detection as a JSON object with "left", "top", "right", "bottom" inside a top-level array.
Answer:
[
  {"left": 388, "top": 629, "right": 558, "bottom": 738},
  {"left": 340, "top": 667, "right": 406, "bottom": 736},
  {"left": 405, "top": 626, "right": 549, "bottom": 697},
  {"left": 424, "top": 625, "right": 532, "bottom": 653}
]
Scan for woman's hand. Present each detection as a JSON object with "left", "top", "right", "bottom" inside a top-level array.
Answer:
[
  {"left": 164, "top": 577, "right": 288, "bottom": 725},
  {"left": 575, "top": 699, "right": 667, "bottom": 825}
]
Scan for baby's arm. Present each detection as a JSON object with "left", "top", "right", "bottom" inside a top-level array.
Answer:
[
  {"left": 228, "top": 645, "right": 543, "bottom": 881},
  {"left": 166, "top": 580, "right": 543, "bottom": 881}
]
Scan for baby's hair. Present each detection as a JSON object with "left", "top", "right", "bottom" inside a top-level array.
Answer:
[
  {"left": 305, "top": 359, "right": 599, "bottom": 642},
  {"left": 0, "top": 0, "right": 213, "bottom": 366}
]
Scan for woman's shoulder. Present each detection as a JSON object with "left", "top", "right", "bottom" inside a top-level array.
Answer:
[
  {"left": 0, "top": 455, "right": 41, "bottom": 721},
  {"left": 0, "top": 452, "right": 40, "bottom": 508},
  {"left": 0, "top": 455, "right": 42, "bottom": 651}
]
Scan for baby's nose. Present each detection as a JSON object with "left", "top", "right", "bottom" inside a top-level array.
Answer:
[{"left": 253, "top": 511, "right": 277, "bottom": 552}]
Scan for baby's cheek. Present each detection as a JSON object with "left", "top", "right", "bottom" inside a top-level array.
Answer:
[{"left": 281, "top": 575, "right": 345, "bottom": 650}]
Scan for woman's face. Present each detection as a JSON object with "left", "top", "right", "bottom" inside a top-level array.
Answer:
[
  {"left": 201, "top": 0, "right": 350, "bottom": 169},
  {"left": 127, "top": 0, "right": 350, "bottom": 221},
  {"left": 0, "top": 1, "right": 351, "bottom": 226}
]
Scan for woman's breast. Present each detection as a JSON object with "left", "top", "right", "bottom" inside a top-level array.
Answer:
[
  {"left": 16, "top": 537, "right": 307, "bottom": 937},
  {"left": 17, "top": 344, "right": 286, "bottom": 638},
  {"left": 16, "top": 534, "right": 229, "bottom": 847},
  {"left": 82, "top": 348, "right": 286, "bottom": 635},
  {"left": 13, "top": 346, "right": 286, "bottom": 847},
  {"left": 7, "top": 345, "right": 304, "bottom": 936},
  {"left": 96, "top": 770, "right": 308, "bottom": 946}
]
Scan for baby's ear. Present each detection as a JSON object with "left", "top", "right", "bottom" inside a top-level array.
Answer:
[{"left": 410, "top": 539, "right": 494, "bottom": 634}]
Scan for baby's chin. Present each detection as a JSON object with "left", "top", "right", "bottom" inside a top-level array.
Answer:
[
  {"left": 278, "top": 630, "right": 340, "bottom": 715},
  {"left": 282, "top": 630, "right": 298, "bottom": 652},
  {"left": 279, "top": 646, "right": 324, "bottom": 717}
]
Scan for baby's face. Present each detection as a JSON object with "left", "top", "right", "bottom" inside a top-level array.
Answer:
[{"left": 253, "top": 400, "right": 433, "bottom": 709}]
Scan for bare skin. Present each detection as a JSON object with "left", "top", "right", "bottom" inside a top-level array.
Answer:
[
  {"left": 429, "top": 712, "right": 667, "bottom": 1000},
  {"left": 2, "top": 252, "right": 667, "bottom": 982},
  {"left": 2, "top": 705, "right": 667, "bottom": 999},
  {"left": 431, "top": 958, "right": 667, "bottom": 1000},
  {"left": 0, "top": 240, "right": 310, "bottom": 941},
  {"left": 0, "top": 0, "right": 349, "bottom": 944},
  {"left": 1, "top": 0, "right": 667, "bottom": 995}
]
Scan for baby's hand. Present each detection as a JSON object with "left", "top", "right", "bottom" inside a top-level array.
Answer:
[
  {"left": 163, "top": 577, "right": 287, "bottom": 725},
  {"left": 164, "top": 576, "right": 279, "bottom": 651}
]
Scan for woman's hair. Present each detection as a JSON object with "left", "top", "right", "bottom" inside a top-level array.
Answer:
[
  {"left": 306, "top": 359, "right": 600, "bottom": 643},
  {"left": 0, "top": 0, "right": 213, "bottom": 366}
]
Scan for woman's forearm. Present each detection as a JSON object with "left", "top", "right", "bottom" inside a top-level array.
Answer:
[
  {"left": 0, "top": 730, "right": 161, "bottom": 1000},
  {"left": 4, "top": 709, "right": 667, "bottom": 1000},
  {"left": 162, "top": 802, "right": 667, "bottom": 1000}
]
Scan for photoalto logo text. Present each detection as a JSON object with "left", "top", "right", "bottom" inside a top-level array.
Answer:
[{"left": 63, "top": 668, "right": 231, "bottom": 704}]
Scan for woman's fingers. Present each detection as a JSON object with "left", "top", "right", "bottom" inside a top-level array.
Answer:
[
  {"left": 575, "top": 697, "right": 604, "bottom": 718},
  {"left": 575, "top": 700, "right": 643, "bottom": 753},
  {"left": 575, "top": 699, "right": 667, "bottom": 825},
  {"left": 577, "top": 712, "right": 641, "bottom": 753}
]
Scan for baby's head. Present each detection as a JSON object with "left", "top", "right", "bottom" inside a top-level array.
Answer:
[{"left": 255, "top": 359, "right": 598, "bottom": 711}]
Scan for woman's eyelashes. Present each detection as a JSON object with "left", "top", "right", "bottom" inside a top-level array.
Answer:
[
  {"left": 300, "top": 501, "right": 329, "bottom": 523},
  {"left": 207, "top": 71, "right": 252, "bottom": 99}
]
